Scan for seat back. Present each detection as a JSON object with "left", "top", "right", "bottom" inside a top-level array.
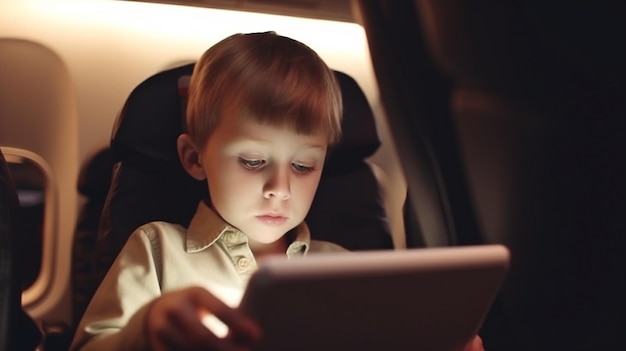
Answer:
[
  {"left": 71, "top": 146, "right": 116, "bottom": 332},
  {"left": 0, "top": 148, "right": 15, "bottom": 351},
  {"left": 92, "top": 63, "right": 393, "bottom": 290},
  {"left": 0, "top": 148, "right": 42, "bottom": 351}
]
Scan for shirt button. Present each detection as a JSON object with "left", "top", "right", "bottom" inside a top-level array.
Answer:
[
  {"left": 225, "top": 232, "right": 238, "bottom": 244},
  {"left": 237, "top": 257, "right": 250, "bottom": 270}
]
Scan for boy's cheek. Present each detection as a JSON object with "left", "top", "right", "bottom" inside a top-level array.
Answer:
[{"left": 299, "top": 175, "right": 324, "bottom": 200}]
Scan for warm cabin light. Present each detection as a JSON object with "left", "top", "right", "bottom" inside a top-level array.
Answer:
[
  {"left": 2, "top": 0, "right": 375, "bottom": 102},
  {"left": 16, "top": 0, "right": 369, "bottom": 73}
]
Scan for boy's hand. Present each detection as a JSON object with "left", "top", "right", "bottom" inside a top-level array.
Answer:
[
  {"left": 462, "top": 335, "right": 485, "bottom": 351},
  {"left": 146, "top": 286, "right": 261, "bottom": 351}
]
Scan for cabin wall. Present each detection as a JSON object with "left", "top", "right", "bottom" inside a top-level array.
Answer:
[{"left": 0, "top": 0, "right": 406, "bottom": 328}]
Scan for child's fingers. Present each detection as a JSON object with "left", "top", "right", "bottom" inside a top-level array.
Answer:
[
  {"left": 148, "top": 287, "right": 255, "bottom": 351},
  {"left": 154, "top": 324, "right": 246, "bottom": 351},
  {"left": 463, "top": 335, "right": 484, "bottom": 351},
  {"left": 166, "top": 295, "right": 229, "bottom": 348},
  {"left": 189, "top": 287, "right": 262, "bottom": 345}
]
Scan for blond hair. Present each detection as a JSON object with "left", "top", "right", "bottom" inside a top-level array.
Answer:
[{"left": 186, "top": 32, "right": 342, "bottom": 147}]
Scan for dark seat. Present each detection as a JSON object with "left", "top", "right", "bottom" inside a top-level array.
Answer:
[
  {"left": 0, "top": 148, "right": 42, "bottom": 351},
  {"left": 70, "top": 146, "right": 116, "bottom": 333},
  {"left": 91, "top": 63, "right": 394, "bottom": 298}
]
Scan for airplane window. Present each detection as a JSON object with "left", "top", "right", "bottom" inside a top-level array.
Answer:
[{"left": 1, "top": 147, "right": 51, "bottom": 292}]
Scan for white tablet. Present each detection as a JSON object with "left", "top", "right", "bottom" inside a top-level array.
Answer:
[{"left": 238, "top": 244, "right": 510, "bottom": 351}]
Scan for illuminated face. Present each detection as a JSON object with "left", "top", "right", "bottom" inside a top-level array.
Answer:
[{"left": 199, "top": 116, "right": 327, "bottom": 247}]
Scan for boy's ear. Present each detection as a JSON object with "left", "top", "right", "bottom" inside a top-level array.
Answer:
[{"left": 177, "top": 134, "right": 206, "bottom": 180}]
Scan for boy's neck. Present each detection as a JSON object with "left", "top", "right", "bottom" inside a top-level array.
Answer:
[{"left": 249, "top": 236, "right": 288, "bottom": 259}]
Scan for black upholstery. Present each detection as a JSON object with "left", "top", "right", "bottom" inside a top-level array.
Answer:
[
  {"left": 307, "top": 70, "right": 390, "bottom": 250},
  {"left": 71, "top": 146, "right": 116, "bottom": 332},
  {"left": 92, "top": 64, "right": 393, "bottom": 289},
  {"left": 0, "top": 149, "right": 42, "bottom": 351},
  {"left": 0, "top": 148, "right": 15, "bottom": 351}
]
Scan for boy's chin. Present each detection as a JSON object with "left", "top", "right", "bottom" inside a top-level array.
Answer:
[{"left": 247, "top": 229, "right": 289, "bottom": 244}]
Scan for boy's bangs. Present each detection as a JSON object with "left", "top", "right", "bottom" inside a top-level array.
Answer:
[
  {"left": 240, "top": 87, "right": 339, "bottom": 144},
  {"left": 234, "top": 74, "right": 341, "bottom": 145}
]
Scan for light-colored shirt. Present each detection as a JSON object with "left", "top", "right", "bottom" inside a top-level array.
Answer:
[{"left": 70, "top": 201, "right": 346, "bottom": 351}]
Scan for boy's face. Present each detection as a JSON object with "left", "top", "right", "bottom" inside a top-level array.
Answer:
[{"left": 198, "top": 116, "right": 328, "bottom": 246}]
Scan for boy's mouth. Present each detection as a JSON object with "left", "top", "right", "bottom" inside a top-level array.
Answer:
[{"left": 256, "top": 214, "right": 288, "bottom": 226}]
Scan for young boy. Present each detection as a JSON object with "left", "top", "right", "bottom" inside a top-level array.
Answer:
[{"left": 70, "top": 32, "right": 485, "bottom": 351}]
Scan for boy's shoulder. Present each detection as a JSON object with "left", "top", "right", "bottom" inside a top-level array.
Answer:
[{"left": 132, "top": 220, "right": 187, "bottom": 242}]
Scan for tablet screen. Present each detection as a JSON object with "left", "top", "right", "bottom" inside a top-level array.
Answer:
[{"left": 239, "top": 245, "right": 509, "bottom": 351}]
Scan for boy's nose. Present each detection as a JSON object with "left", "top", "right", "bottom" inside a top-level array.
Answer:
[
  {"left": 264, "top": 188, "right": 290, "bottom": 200},
  {"left": 264, "top": 168, "right": 291, "bottom": 200}
]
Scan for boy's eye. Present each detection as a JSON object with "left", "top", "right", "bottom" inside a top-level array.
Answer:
[
  {"left": 292, "top": 162, "right": 314, "bottom": 174},
  {"left": 239, "top": 157, "right": 265, "bottom": 170}
]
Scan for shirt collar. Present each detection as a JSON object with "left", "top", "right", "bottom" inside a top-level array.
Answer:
[{"left": 186, "top": 200, "right": 311, "bottom": 257}]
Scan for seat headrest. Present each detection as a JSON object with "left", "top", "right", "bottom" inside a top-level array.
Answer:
[
  {"left": 110, "top": 64, "right": 381, "bottom": 169},
  {"left": 77, "top": 147, "right": 116, "bottom": 200},
  {"left": 111, "top": 63, "right": 195, "bottom": 167},
  {"left": 325, "top": 71, "right": 381, "bottom": 172}
]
